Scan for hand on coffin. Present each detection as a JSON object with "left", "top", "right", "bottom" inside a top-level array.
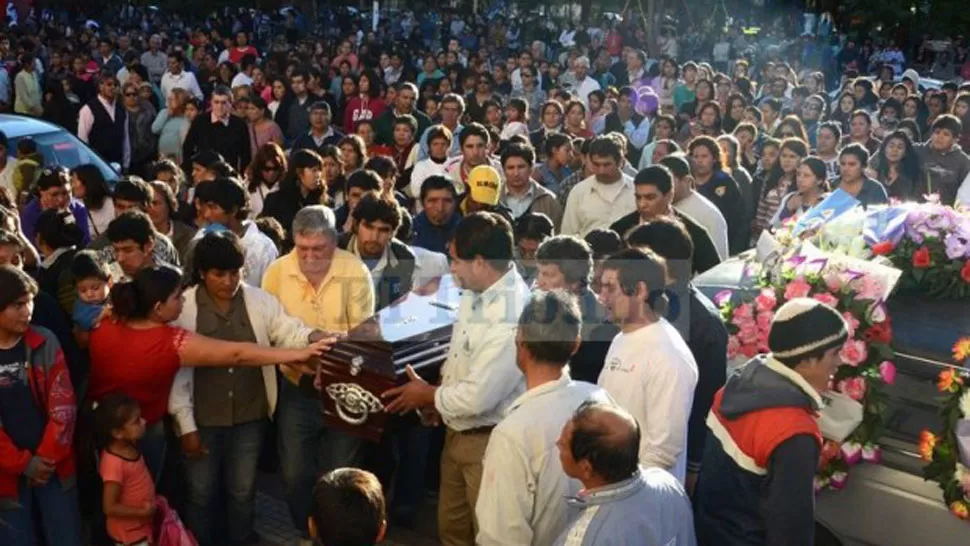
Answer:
[
  {"left": 413, "top": 276, "right": 442, "bottom": 297},
  {"left": 281, "top": 336, "right": 339, "bottom": 376},
  {"left": 382, "top": 365, "right": 437, "bottom": 414}
]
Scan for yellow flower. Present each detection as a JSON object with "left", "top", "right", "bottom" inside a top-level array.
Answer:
[
  {"left": 954, "top": 337, "right": 970, "bottom": 363},
  {"left": 949, "top": 501, "right": 970, "bottom": 520},
  {"left": 919, "top": 430, "right": 937, "bottom": 461},
  {"left": 938, "top": 369, "right": 965, "bottom": 393}
]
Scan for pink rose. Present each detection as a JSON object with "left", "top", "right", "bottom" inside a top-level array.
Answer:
[
  {"left": 842, "top": 312, "right": 860, "bottom": 338},
  {"left": 813, "top": 292, "right": 840, "bottom": 308},
  {"left": 839, "top": 340, "right": 869, "bottom": 367},
  {"left": 813, "top": 476, "right": 829, "bottom": 494},
  {"left": 879, "top": 361, "right": 897, "bottom": 385},
  {"left": 739, "top": 324, "right": 760, "bottom": 345},
  {"left": 862, "top": 444, "right": 882, "bottom": 464},
  {"left": 734, "top": 302, "right": 754, "bottom": 320},
  {"left": 755, "top": 288, "right": 778, "bottom": 313},
  {"left": 756, "top": 310, "right": 774, "bottom": 331},
  {"left": 727, "top": 336, "right": 741, "bottom": 359},
  {"left": 823, "top": 270, "right": 844, "bottom": 293},
  {"left": 740, "top": 343, "right": 758, "bottom": 358},
  {"left": 784, "top": 277, "right": 812, "bottom": 300},
  {"left": 841, "top": 441, "right": 863, "bottom": 465},
  {"left": 829, "top": 471, "right": 848, "bottom": 490},
  {"left": 839, "top": 376, "right": 867, "bottom": 400}
]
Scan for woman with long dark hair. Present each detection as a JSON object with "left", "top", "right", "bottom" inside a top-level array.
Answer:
[
  {"left": 88, "top": 265, "right": 331, "bottom": 479},
  {"left": 754, "top": 138, "right": 808, "bottom": 240},
  {"left": 868, "top": 130, "right": 920, "bottom": 200},
  {"left": 829, "top": 92, "right": 857, "bottom": 134},
  {"left": 246, "top": 143, "right": 288, "bottom": 219},
  {"left": 722, "top": 93, "right": 747, "bottom": 134},
  {"left": 342, "top": 69, "right": 387, "bottom": 133},
  {"left": 259, "top": 149, "right": 327, "bottom": 245},
  {"left": 70, "top": 164, "right": 114, "bottom": 237},
  {"left": 772, "top": 156, "right": 830, "bottom": 227}
]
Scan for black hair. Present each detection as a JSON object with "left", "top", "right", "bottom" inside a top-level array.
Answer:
[
  {"left": 254, "top": 217, "right": 285, "bottom": 255},
  {"left": 931, "top": 114, "right": 963, "bottom": 137},
  {"left": 420, "top": 175, "right": 458, "bottom": 202},
  {"left": 633, "top": 165, "right": 673, "bottom": 194},
  {"left": 16, "top": 137, "right": 36, "bottom": 156},
  {"left": 109, "top": 265, "right": 182, "bottom": 321},
  {"left": 362, "top": 156, "right": 397, "bottom": 180},
  {"left": 71, "top": 250, "right": 109, "bottom": 283},
  {"left": 601, "top": 247, "right": 678, "bottom": 320},
  {"left": 194, "top": 177, "right": 250, "bottom": 220},
  {"left": 459, "top": 122, "right": 490, "bottom": 147},
  {"left": 451, "top": 212, "right": 514, "bottom": 271},
  {"left": 579, "top": 230, "right": 623, "bottom": 264},
  {"left": 817, "top": 120, "right": 843, "bottom": 142},
  {"left": 569, "top": 400, "right": 641, "bottom": 483},
  {"left": 311, "top": 468, "right": 386, "bottom": 546},
  {"left": 392, "top": 114, "right": 417, "bottom": 135},
  {"left": 35, "top": 209, "right": 84, "bottom": 250},
  {"left": 764, "top": 138, "right": 809, "bottom": 193},
  {"left": 762, "top": 97, "right": 783, "bottom": 114},
  {"left": 587, "top": 135, "right": 623, "bottom": 163},
  {"left": 36, "top": 167, "right": 70, "bottom": 191},
  {"left": 193, "top": 231, "right": 245, "bottom": 285},
  {"left": 352, "top": 192, "right": 403, "bottom": 231},
  {"left": 93, "top": 392, "right": 140, "bottom": 450},
  {"left": 875, "top": 130, "right": 920, "bottom": 186},
  {"left": 543, "top": 133, "right": 572, "bottom": 158},
  {"left": 106, "top": 211, "right": 156, "bottom": 246},
  {"left": 346, "top": 169, "right": 382, "bottom": 194},
  {"left": 0, "top": 265, "right": 38, "bottom": 312},
  {"left": 517, "top": 289, "right": 582, "bottom": 365},
  {"left": 71, "top": 164, "right": 111, "bottom": 210},
  {"left": 658, "top": 154, "right": 691, "bottom": 179},
  {"left": 840, "top": 142, "right": 870, "bottom": 168},
  {"left": 112, "top": 176, "right": 154, "bottom": 209},
  {"left": 501, "top": 143, "right": 537, "bottom": 168},
  {"left": 514, "top": 212, "right": 554, "bottom": 243},
  {"left": 425, "top": 125, "right": 453, "bottom": 147},
  {"left": 535, "top": 235, "right": 593, "bottom": 289},
  {"left": 800, "top": 157, "right": 828, "bottom": 187},
  {"left": 626, "top": 217, "right": 694, "bottom": 261},
  {"left": 192, "top": 149, "right": 226, "bottom": 170}
]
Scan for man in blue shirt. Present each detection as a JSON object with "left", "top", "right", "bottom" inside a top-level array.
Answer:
[{"left": 411, "top": 175, "right": 460, "bottom": 254}]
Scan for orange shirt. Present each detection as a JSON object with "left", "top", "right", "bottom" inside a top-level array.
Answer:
[{"left": 100, "top": 450, "right": 156, "bottom": 544}]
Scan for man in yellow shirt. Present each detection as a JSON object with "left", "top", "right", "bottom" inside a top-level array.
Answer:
[{"left": 261, "top": 205, "right": 375, "bottom": 542}]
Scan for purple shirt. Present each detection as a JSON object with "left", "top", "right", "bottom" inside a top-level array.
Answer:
[{"left": 20, "top": 197, "right": 92, "bottom": 249}]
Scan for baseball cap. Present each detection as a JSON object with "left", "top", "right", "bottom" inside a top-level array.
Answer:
[{"left": 466, "top": 165, "right": 502, "bottom": 206}]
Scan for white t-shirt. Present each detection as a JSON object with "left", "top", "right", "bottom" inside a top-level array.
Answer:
[
  {"left": 675, "top": 192, "right": 729, "bottom": 260},
  {"left": 597, "top": 319, "right": 698, "bottom": 483}
]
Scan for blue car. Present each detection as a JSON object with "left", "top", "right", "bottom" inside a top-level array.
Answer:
[{"left": 0, "top": 113, "right": 119, "bottom": 183}]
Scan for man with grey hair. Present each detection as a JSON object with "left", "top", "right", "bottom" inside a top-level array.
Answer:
[
  {"left": 553, "top": 400, "right": 696, "bottom": 546},
  {"left": 475, "top": 290, "right": 609, "bottom": 546},
  {"left": 140, "top": 34, "right": 167, "bottom": 84},
  {"left": 571, "top": 56, "right": 601, "bottom": 107},
  {"left": 261, "top": 205, "right": 376, "bottom": 542}
]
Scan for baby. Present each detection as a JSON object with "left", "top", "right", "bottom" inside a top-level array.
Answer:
[{"left": 71, "top": 250, "right": 111, "bottom": 332}]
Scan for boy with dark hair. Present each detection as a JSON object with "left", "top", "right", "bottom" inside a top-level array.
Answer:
[
  {"left": 696, "top": 299, "right": 848, "bottom": 546},
  {"left": 310, "top": 468, "right": 387, "bottom": 546},
  {"left": 914, "top": 114, "right": 970, "bottom": 206}
]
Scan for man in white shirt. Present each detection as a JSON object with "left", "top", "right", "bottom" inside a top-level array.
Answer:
[
  {"left": 160, "top": 52, "right": 204, "bottom": 101},
  {"left": 561, "top": 136, "right": 636, "bottom": 237},
  {"left": 77, "top": 74, "right": 131, "bottom": 170},
  {"left": 383, "top": 212, "right": 531, "bottom": 546},
  {"left": 596, "top": 247, "right": 698, "bottom": 483},
  {"left": 570, "top": 56, "right": 601, "bottom": 106},
  {"left": 476, "top": 290, "right": 608, "bottom": 546},
  {"left": 231, "top": 54, "right": 257, "bottom": 89},
  {"left": 661, "top": 154, "right": 729, "bottom": 260}
]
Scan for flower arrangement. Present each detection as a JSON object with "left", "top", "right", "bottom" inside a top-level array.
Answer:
[
  {"left": 715, "top": 255, "right": 896, "bottom": 491},
  {"left": 919, "top": 338, "right": 970, "bottom": 521},
  {"left": 872, "top": 204, "right": 970, "bottom": 300}
]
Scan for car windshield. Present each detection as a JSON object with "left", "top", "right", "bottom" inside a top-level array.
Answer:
[{"left": 7, "top": 130, "right": 119, "bottom": 183}]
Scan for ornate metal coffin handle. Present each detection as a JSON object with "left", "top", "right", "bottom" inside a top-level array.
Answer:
[{"left": 325, "top": 383, "right": 384, "bottom": 425}]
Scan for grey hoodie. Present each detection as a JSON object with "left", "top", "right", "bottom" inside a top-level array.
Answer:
[{"left": 915, "top": 142, "right": 970, "bottom": 206}]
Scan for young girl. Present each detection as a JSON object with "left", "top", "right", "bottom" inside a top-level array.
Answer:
[
  {"left": 500, "top": 98, "right": 530, "bottom": 140},
  {"left": 96, "top": 393, "right": 155, "bottom": 546},
  {"left": 772, "top": 157, "right": 829, "bottom": 228},
  {"left": 72, "top": 250, "right": 110, "bottom": 345}
]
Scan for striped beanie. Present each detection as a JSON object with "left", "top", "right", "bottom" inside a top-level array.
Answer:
[{"left": 769, "top": 298, "right": 849, "bottom": 363}]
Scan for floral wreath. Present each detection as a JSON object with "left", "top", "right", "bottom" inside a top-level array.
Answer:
[
  {"left": 715, "top": 255, "right": 895, "bottom": 491},
  {"left": 919, "top": 338, "right": 970, "bottom": 521}
]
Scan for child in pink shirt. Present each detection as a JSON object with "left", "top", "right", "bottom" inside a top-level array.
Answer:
[{"left": 96, "top": 393, "right": 156, "bottom": 546}]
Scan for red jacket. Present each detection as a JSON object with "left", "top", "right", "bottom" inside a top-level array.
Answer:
[{"left": 0, "top": 327, "right": 76, "bottom": 500}]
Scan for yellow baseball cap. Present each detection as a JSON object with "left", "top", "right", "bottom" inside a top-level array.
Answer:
[{"left": 466, "top": 165, "right": 502, "bottom": 206}]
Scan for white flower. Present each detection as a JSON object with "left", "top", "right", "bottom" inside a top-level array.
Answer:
[{"left": 960, "top": 390, "right": 970, "bottom": 419}]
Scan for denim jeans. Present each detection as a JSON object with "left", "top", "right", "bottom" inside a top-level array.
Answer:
[
  {"left": 276, "top": 379, "right": 364, "bottom": 535},
  {"left": 0, "top": 476, "right": 82, "bottom": 546},
  {"left": 184, "top": 420, "right": 265, "bottom": 546},
  {"left": 140, "top": 419, "right": 167, "bottom": 483}
]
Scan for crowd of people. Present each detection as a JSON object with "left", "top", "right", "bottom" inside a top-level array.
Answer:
[{"left": 1, "top": 3, "right": 970, "bottom": 546}]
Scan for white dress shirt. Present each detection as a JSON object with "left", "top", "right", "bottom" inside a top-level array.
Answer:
[
  {"left": 240, "top": 221, "right": 279, "bottom": 287},
  {"left": 476, "top": 373, "right": 609, "bottom": 546},
  {"left": 434, "top": 267, "right": 531, "bottom": 431},
  {"left": 161, "top": 70, "right": 204, "bottom": 101},
  {"left": 573, "top": 75, "right": 601, "bottom": 106},
  {"left": 77, "top": 95, "right": 132, "bottom": 168},
  {"left": 560, "top": 174, "right": 636, "bottom": 237},
  {"left": 597, "top": 319, "right": 698, "bottom": 483}
]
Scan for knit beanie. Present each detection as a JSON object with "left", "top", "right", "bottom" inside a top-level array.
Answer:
[{"left": 768, "top": 298, "right": 849, "bottom": 363}]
